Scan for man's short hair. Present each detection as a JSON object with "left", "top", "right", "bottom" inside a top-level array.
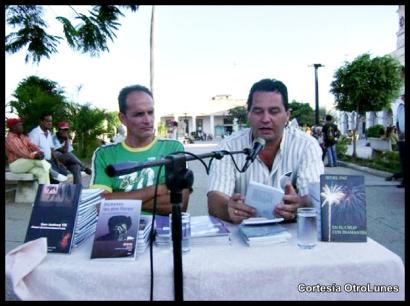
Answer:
[
  {"left": 40, "top": 112, "right": 52, "bottom": 121},
  {"left": 246, "top": 78, "right": 289, "bottom": 111},
  {"left": 118, "top": 85, "right": 153, "bottom": 114},
  {"left": 325, "top": 115, "right": 333, "bottom": 122}
]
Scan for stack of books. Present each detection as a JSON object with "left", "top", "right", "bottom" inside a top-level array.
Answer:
[
  {"left": 154, "top": 215, "right": 231, "bottom": 246},
  {"left": 136, "top": 216, "right": 153, "bottom": 254},
  {"left": 239, "top": 224, "right": 292, "bottom": 246},
  {"left": 72, "top": 188, "right": 104, "bottom": 248},
  {"left": 190, "top": 215, "right": 231, "bottom": 245}
]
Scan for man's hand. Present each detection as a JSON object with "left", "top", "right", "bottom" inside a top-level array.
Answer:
[
  {"left": 227, "top": 193, "right": 256, "bottom": 224},
  {"left": 34, "top": 151, "right": 44, "bottom": 160},
  {"left": 274, "top": 183, "right": 303, "bottom": 220}
]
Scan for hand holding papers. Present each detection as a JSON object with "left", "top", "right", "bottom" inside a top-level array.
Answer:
[{"left": 245, "top": 172, "right": 291, "bottom": 220}]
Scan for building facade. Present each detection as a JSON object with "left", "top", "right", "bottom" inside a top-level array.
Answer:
[{"left": 160, "top": 94, "right": 246, "bottom": 140}]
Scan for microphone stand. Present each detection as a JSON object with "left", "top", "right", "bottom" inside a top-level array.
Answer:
[{"left": 106, "top": 149, "right": 251, "bottom": 301}]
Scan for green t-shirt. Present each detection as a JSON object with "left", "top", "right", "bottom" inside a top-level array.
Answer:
[{"left": 90, "top": 137, "right": 184, "bottom": 193}]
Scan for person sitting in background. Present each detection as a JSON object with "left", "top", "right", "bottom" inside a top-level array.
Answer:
[
  {"left": 5, "top": 117, "right": 51, "bottom": 185},
  {"left": 28, "top": 112, "right": 68, "bottom": 182},
  {"left": 53, "top": 121, "right": 92, "bottom": 186},
  {"left": 382, "top": 126, "right": 398, "bottom": 151},
  {"left": 207, "top": 78, "right": 324, "bottom": 224}
]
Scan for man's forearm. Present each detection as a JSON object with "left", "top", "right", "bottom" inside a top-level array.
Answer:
[
  {"left": 207, "top": 191, "right": 231, "bottom": 222},
  {"left": 101, "top": 185, "right": 190, "bottom": 216},
  {"left": 102, "top": 185, "right": 157, "bottom": 202}
]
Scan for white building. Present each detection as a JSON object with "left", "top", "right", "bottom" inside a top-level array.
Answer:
[
  {"left": 160, "top": 94, "right": 246, "bottom": 140},
  {"left": 337, "top": 5, "right": 405, "bottom": 137}
]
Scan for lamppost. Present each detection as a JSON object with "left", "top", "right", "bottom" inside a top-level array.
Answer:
[{"left": 310, "top": 63, "right": 324, "bottom": 125}]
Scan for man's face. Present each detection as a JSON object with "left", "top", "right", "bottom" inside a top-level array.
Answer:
[
  {"left": 40, "top": 115, "right": 53, "bottom": 130},
  {"left": 119, "top": 91, "right": 155, "bottom": 141},
  {"left": 59, "top": 129, "right": 69, "bottom": 138},
  {"left": 12, "top": 122, "right": 24, "bottom": 134},
  {"left": 247, "top": 91, "right": 290, "bottom": 143}
]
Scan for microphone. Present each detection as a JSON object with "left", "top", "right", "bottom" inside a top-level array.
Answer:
[
  {"left": 242, "top": 137, "right": 266, "bottom": 172},
  {"left": 105, "top": 161, "right": 143, "bottom": 177}
]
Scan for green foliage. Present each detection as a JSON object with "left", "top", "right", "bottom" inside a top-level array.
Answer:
[
  {"left": 289, "top": 100, "right": 315, "bottom": 127},
  {"left": 365, "top": 124, "right": 385, "bottom": 138},
  {"left": 335, "top": 135, "right": 348, "bottom": 156},
  {"left": 105, "top": 111, "right": 121, "bottom": 139},
  {"left": 9, "top": 75, "right": 70, "bottom": 132},
  {"left": 330, "top": 53, "right": 402, "bottom": 115},
  {"left": 340, "top": 149, "right": 400, "bottom": 173},
  {"left": 226, "top": 106, "right": 247, "bottom": 126},
  {"left": 6, "top": 5, "right": 139, "bottom": 64},
  {"left": 67, "top": 103, "right": 107, "bottom": 158},
  {"left": 157, "top": 121, "right": 168, "bottom": 138}
]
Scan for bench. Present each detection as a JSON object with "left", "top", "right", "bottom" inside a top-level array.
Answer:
[
  {"left": 5, "top": 172, "right": 38, "bottom": 203},
  {"left": 368, "top": 137, "right": 392, "bottom": 156},
  {"left": 5, "top": 172, "right": 80, "bottom": 203}
]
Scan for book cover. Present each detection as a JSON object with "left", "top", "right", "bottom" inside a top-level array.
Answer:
[
  {"left": 24, "top": 184, "right": 82, "bottom": 253},
  {"left": 320, "top": 174, "right": 367, "bottom": 242},
  {"left": 90, "top": 199, "right": 142, "bottom": 259}
]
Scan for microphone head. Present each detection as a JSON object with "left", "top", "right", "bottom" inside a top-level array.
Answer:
[{"left": 255, "top": 137, "right": 266, "bottom": 147}]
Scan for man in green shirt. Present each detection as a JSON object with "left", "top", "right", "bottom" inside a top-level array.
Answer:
[{"left": 90, "top": 85, "right": 190, "bottom": 215}]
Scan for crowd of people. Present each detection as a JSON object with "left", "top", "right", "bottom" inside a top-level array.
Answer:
[{"left": 6, "top": 114, "right": 92, "bottom": 188}]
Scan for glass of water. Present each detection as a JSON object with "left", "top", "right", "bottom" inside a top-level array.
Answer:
[
  {"left": 169, "top": 212, "right": 191, "bottom": 253},
  {"left": 297, "top": 207, "right": 317, "bottom": 249}
]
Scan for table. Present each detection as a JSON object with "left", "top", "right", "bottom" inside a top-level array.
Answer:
[{"left": 6, "top": 223, "right": 404, "bottom": 300}]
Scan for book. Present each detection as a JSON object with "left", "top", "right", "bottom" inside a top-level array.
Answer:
[
  {"left": 320, "top": 174, "right": 367, "bottom": 242},
  {"left": 245, "top": 171, "right": 292, "bottom": 219},
  {"left": 24, "top": 184, "right": 82, "bottom": 253},
  {"left": 90, "top": 199, "right": 142, "bottom": 259},
  {"left": 72, "top": 188, "right": 104, "bottom": 248},
  {"left": 238, "top": 223, "right": 292, "bottom": 246},
  {"left": 136, "top": 216, "right": 153, "bottom": 254},
  {"left": 155, "top": 215, "right": 231, "bottom": 246}
]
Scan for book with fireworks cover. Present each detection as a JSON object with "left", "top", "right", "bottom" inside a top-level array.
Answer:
[
  {"left": 90, "top": 199, "right": 142, "bottom": 260},
  {"left": 24, "top": 184, "right": 82, "bottom": 254},
  {"left": 320, "top": 174, "right": 367, "bottom": 242}
]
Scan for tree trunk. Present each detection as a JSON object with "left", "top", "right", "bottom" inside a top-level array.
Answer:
[
  {"left": 352, "top": 108, "right": 360, "bottom": 158},
  {"left": 150, "top": 6, "right": 159, "bottom": 134}
]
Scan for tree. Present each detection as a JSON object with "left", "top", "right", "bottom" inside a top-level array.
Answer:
[
  {"left": 226, "top": 106, "right": 248, "bottom": 128},
  {"left": 67, "top": 103, "right": 107, "bottom": 158},
  {"left": 5, "top": 5, "right": 138, "bottom": 64},
  {"left": 9, "top": 75, "right": 70, "bottom": 131},
  {"left": 288, "top": 100, "right": 315, "bottom": 127},
  {"left": 330, "top": 53, "right": 402, "bottom": 157}
]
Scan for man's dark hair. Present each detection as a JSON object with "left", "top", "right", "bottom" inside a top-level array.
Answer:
[
  {"left": 246, "top": 78, "right": 289, "bottom": 111},
  {"left": 108, "top": 215, "right": 132, "bottom": 231},
  {"left": 118, "top": 85, "right": 153, "bottom": 114},
  {"left": 40, "top": 112, "right": 52, "bottom": 121},
  {"left": 325, "top": 114, "right": 333, "bottom": 122}
]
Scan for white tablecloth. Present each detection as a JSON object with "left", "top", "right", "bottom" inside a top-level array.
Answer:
[{"left": 6, "top": 223, "right": 404, "bottom": 301}]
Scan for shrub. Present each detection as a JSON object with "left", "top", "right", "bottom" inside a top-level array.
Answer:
[
  {"left": 366, "top": 124, "right": 385, "bottom": 138},
  {"left": 336, "top": 135, "right": 348, "bottom": 156}
]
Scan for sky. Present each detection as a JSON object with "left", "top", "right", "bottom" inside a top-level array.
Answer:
[{"left": 5, "top": 5, "right": 400, "bottom": 118}]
